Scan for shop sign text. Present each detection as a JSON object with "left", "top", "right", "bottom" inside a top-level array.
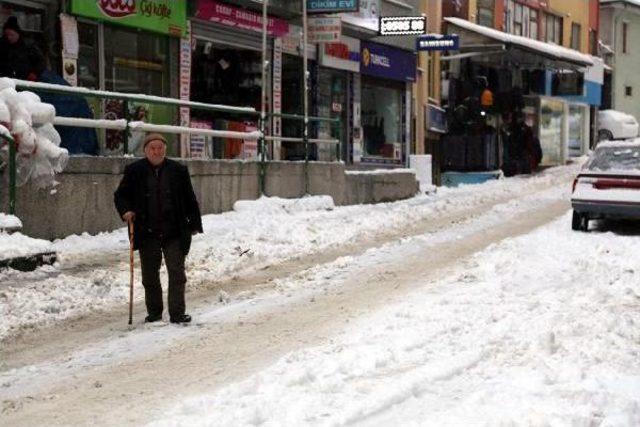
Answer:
[
  {"left": 71, "top": 0, "right": 187, "bottom": 37},
  {"left": 307, "top": 0, "right": 359, "bottom": 14},
  {"left": 379, "top": 16, "right": 426, "bottom": 36},
  {"left": 360, "top": 41, "right": 416, "bottom": 82},
  {"left": 416, "top": 34, "right": 459, "bottom": 51}
]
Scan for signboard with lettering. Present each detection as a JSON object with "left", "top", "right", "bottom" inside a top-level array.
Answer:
[
  {"left": 195, "top": 0, "right": 289, "bottom": 37},
  {"left": 307, "top": 0, "right": 359, "bottom": 14},
  {"left": 417, "top": 34, "right": 459, "bottom": 51},
  {"left": 360, "top": 41, "right": 416, "bottom": 82},
  {"left": 308, "top": 17, "right": 341, "bottom": 43},
  {"left": 379, "top": 16, "right": 426, "bottom": 36},
  {"left": 70, "top": 0, "right": 187, "bottom": 37},
  {"left": 319, "top": 36, "right": 360, "bottom": 72}
]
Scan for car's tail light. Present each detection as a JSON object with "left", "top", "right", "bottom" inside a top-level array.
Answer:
[{"left": 593, "top": 177, "right": 640, "bottom": 190}]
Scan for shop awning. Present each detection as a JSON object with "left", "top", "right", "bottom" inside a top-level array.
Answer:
[{"left": 444, "top": 17, "right": 594, "bottom": 67}]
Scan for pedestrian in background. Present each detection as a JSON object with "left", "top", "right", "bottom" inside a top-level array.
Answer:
[
  {"left": 114, "top": 133, "right": 203, "bottom": 324},
  {"left": 0, "top": 16, "right": 43, "bottom": 80}
]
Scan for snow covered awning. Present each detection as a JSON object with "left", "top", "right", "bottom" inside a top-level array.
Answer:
[{"left": 444, "top": 17, "right": 594, "bottom": 67}]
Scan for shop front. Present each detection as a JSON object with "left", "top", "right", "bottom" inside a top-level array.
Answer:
[
  {"left": 189, "top": 0, "right": 289, "bottom": 160},
  {"left": 441, "top": 17, "right": 594, "bottom": 184},
  {"left": 358, "top": 41, "right": 416, "bottom": 166},
  {"left": 316, "top": 36, "right": 360, "bottom": 163},
  {"left": 70, "top": 0, "right": 187, "bottom": 156}
]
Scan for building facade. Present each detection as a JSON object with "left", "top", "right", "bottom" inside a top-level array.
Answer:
[{"left": 600, "top": 0, "right": 640, "bottom": 122}]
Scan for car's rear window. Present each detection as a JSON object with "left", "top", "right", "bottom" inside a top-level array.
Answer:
[{"left": 586, "top": 146, "right": 640, "bottom": 171}]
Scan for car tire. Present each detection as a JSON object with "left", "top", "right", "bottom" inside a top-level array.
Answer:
[
  {"left": 572, "top": 210, "right": 581, "bottom": 230},
  {"left": 572, "top": 211, "right": 590, "bottom": 232},
  {"left": 598, "top": 129, "right": 614, "bottom": 142},
  {"left": 580, "top": 213, "right": 590, "bottom": 232}
]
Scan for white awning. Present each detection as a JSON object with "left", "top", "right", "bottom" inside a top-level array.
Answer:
[{"left": 444, "top": 17, "right": 594, "bottom": 67}]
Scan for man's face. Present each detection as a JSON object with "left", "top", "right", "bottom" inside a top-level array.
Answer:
[
  {"left": 145, "top": 139, "right": 166, "bottom": 166},
  {"left": 4, "top": 28, "right": 18, "bottom": 44}
]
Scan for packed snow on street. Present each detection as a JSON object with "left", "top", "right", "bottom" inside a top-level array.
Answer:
[{"left": 1, "top": 161, "right": 640, "bottom": 426}]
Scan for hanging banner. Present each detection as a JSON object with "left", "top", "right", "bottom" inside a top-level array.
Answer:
[
  {"left": 273, "top": 38, "right": 282, "bottom": 159},
  {"left": 70, "top": 0, "right": 187, "bottom": 37},
  {"left": 179, "top": 22, "right": 192, "bottom": 157}
]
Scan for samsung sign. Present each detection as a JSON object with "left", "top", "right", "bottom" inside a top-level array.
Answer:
[
  {"left": 379, "top": 16, "right": 426, "bottom": 36},
  {"left": 416, "top": 34, "right": 459, "bottom": 51}
]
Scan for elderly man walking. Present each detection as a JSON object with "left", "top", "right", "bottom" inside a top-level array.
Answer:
[{"left": 114, "top": 133, "right": 203, "bottom": 324}]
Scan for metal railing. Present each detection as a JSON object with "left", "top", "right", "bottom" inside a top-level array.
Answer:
[
  {"left": 2, "top": 80, "right": 341, "bottom": 215},
  {"left": 0, "top": 133, "right": 16, "bottom": 215}
]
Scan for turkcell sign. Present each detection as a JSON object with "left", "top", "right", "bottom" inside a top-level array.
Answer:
[
  {"left": 417, "top": 34, "right": 460, "bottom": 51},
  {"left": 307, "top": 0, "right": 359, "bottom": 13},
  {"left": 379, "top": 16, "right": 426, "bottom": 36}
]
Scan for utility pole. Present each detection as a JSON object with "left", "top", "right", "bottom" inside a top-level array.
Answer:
[
  {"left": 303, "top": 0, "right": 310, "bottom": 193},
  {"left": 260, "top": 0, "right": 269, "bottom": 194}
]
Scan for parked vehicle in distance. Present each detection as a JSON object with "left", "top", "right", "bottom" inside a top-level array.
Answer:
[
  {"left": 571, "top": 140, "right": 640, "bottom": 231},
  {"left": 598, "top": 110, "right": 639, "bottom": 141}
]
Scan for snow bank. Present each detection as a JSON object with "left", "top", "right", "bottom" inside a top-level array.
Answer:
[
  {"left": 0, "top": 77, "right": 68, "bottom": 189},
  {"left": 151, "top": 213, "right": 640, "bottom": 426},
  {"left": 0, "top": 232, "right": 52, "bottom": 261},
  {"left": 0, "top": 213, "right": 21, "bottom": 229},
  {"left": 233, "top": 195, "right": 335, "bottom": 214},
  {"left": 0, "top": 163, "right": 580, "bottom": 340}
]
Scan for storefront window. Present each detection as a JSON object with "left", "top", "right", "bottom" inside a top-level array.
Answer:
[
  {"left": 361, "top": 76, "right": 403, "bottom": 161},
  {"left": 77, "top": 21, "right": 99, "bottom": 89},
  {"left": 190, "top": 39, "right": 262, "bottom": 159},
  {"left": 104, "top": 26, "right": 170, "bottom": 95},
  {"left": 568, "top": 104, "right": 587, "bottom": 157},
  {"left": 317, "top": 68, "right": 346, "bottom": 162},
  {"left": 539, "top": 97, "right": 565, "bottom": 165}
]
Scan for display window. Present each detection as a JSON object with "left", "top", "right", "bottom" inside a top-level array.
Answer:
[
  {"left": 317, "top": 67, "right": 347, "bottom": 162},
  {"left": 361, "top": 76, "right": 403, "bottom": 161},
  {"left": 190, "top": 38, "right": 263, "bottom": 159}
]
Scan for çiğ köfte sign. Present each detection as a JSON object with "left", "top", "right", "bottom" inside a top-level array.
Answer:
[{"left": 70, "top": 0, "right": 187, "bottom": 37}]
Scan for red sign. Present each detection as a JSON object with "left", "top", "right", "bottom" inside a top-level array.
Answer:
[
  {"left": 99, "top": 0, "right": 136, "bottom": 18},
  {"left": 195, "top": 0, "right": 289, "bottom": 37}
]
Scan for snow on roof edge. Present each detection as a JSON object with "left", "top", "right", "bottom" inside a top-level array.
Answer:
[{"left": 444, "top": 17, "right": 594, "bottom": 66}]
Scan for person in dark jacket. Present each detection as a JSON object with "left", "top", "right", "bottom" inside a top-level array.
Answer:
[
  {"left": 0, "top": 16, "right": 43, "bottom": 80},
  {"left": 114, "top": 133, "right": 203, "bottom": 324}
]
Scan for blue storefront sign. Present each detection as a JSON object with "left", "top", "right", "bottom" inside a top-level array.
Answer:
[
  {"left": 360, "top": 41, "right": 416, "bottom": 82},
  {"left": 416, "top": 34, "right": 460, "bottom": 51},
  {"left": 307, "top": 0, "right": 359, "bottom": 13}
]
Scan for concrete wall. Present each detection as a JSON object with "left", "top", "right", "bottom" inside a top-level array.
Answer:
[{"left": 1, "top": 157, "right": 418, "bottom": 240}]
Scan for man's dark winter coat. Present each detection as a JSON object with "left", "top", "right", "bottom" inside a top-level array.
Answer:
[
  {"left": 114, "top": 158, "right": 203, "bottom": 254},
  {"left": 0, "top": 36, "right": 42, "bottom": 80}
]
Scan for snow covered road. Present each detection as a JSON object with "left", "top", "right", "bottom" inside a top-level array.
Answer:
[{"left": 2, "top": 163, "right": 639, "bottom": 426}]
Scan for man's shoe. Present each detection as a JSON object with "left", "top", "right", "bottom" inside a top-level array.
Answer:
[
  {"left": 145, "top": 314, "right": 163, "bottom": 323},
  {"left": 170, "top": 314, "right": 192, "bottom": 324}
]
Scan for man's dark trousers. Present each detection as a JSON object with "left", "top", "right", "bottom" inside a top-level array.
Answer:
[{"left": 139, "top": 236, "right": 186, "bottom": 319}]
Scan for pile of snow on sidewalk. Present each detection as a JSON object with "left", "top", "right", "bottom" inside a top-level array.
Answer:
[{"left": 0, "top": 77, "right": 68, "bottom": 189}]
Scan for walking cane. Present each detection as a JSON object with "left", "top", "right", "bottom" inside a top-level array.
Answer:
[{"left": 128, "top": 219, "right": 134, "bottom": 325}]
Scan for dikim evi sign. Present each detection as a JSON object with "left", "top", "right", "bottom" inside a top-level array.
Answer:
[
  {"left": 70, "top": 0, "right": 187, "bottom": 37},
  {"left": 307, "top": 0, "right": 359, "bottom": 14}
]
